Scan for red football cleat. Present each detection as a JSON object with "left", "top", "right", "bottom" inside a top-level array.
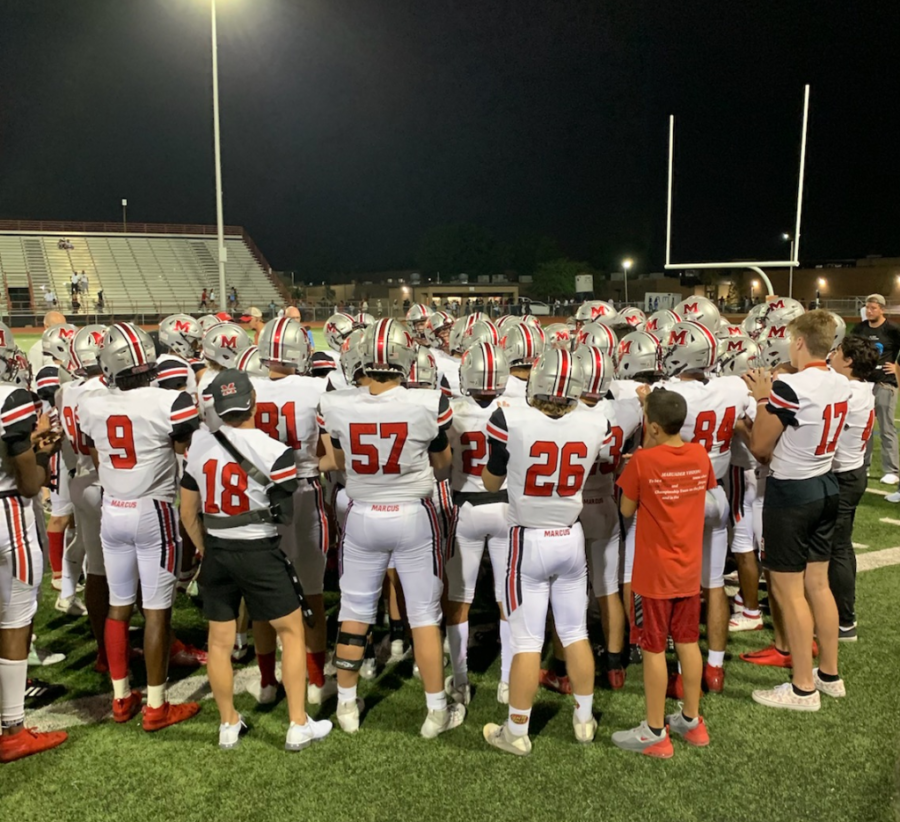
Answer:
[
  {"left": 666, "top": 672, "right": 684, "bottom": 700},
  {"left": 142, "top": 701, "right": 201, "bottom": 732},
  {"left": 0, "top": 728, "right": 67, "bottom": 763},
  {"left": 703, "top": 664, "right": 725, "bottom": 693},
  {"left": 606, "top": 668, "right": 626, "bottom": 691},
  {"left": 539, "top": 669, "right": 572, "bottom": 695},
  {"left": 113, "top": 689, "right": 143, "bottom": 723},
  {"left": 739, "top": 644, "right": 793, "bottom": 668},
  {"left": 170, "top": 639, "right": 208, "bottom": 668}
]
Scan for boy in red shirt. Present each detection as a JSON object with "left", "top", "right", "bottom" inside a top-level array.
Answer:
[{"left": 612, "top": 388, "right": 717, "bottom": 758}]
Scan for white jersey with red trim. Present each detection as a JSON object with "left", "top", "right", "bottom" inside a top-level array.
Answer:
[
  {"left": 833, "top": 378, "right": 875, "bottom": 473},
  {"left": 251, "top": 374, "right": 326, "bottom": 478},
  {"left": 182, "top": 427, "right": 297, "bottom": 541},
  {"left": 766, "top": 366, "right": 853, "bottom": 481},
  {"left": 432, "top": 349, "right": 461, "bottom": 398},
  {"left": 197, "top": 368, "right": 224, "bottom": 433},
  {"left": 319, "top": 384, "right": 451, "bottom": 503},
  {"left": 154, "top": 353, "right": 198, "bottom": 400},
  {"left": 78, "top": 386, "right": 199, "bottom": 502},
  {"left": 325, "top": 367, "right": 350, "bottom": 392},
  {"left": 486, "top": 402, "right": 609, "bottom": 528},
  {"left": 583, "top": 397, "right": 641, "bottom": 496},
  {"left": 58, "top": 375, "right": 107, "bottom": 475},
  {"left": 662, "top": 375, "right": 753, "bottom": 480},
  {"left": 449, "top": 395, "right": 525, "bottom": 493},
  {"left": 0, "top": 384, "right": 39, "bottom": 495},
  {"left": 504, "top": 374, "right": 527, "bottom": 399}
]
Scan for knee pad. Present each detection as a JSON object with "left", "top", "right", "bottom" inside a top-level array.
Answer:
[{"left": 333, "top": 630, "right": 367, "bottom": 671}]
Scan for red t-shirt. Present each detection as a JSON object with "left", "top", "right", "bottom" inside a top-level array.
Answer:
[{"left": 616, "top": 442, "right": 717, "bottom": 599}]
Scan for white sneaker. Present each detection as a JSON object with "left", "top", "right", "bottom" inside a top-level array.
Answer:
[
  {"left": 752, "top": 682, "right": 820, "bottom": 712},
  {"left": 55, "top": 595, "right": 87, "bottom": 616},
  {"left": 496, "top": 681, "right": 509, "bottom": 705},
  {"left": 285, "top": 717, "right": 333, "bottom": 751},
  {"left": 231, "top": 642, "right": 250, "bottom": 663},
  {"left": 420, "top": 703, "right": 466, "bottom": 739},
  {"left": 729, "top": 612, "right": 764, "bottom": 632},
  {"left": 731, "top": 593, "right": 745, "bottom": 613},
  {"left": 483, "top": 722, "right": 531, "bottom": 756},
  {"left": 218, "top": 715, "right": 249, "bottom": 749},
  {"left": 813, "top": 668, "right": 846, "bottom": 698},
  {"left": 336, "top": 697, "right": 364, "bottom": 734},
  {"left": 51, "top": 577, "right": 63, "bottom": 592},
  {"left": 880, "top": 473, "right": 900, "bottom": 485},
  {"left": 307, "top": 678, "right": 337, "bottom": 706},
  {"left": 359, "top": 658, "right": 377, "bottom": 681},
  {"left": 27, "top": 645, "right": 66, "bottom": 667},
  {"left": 444, "top": 674, "right": 471, "bottom": 706},
  {"left": 388, "top": 639, "right": 409, "bottom": 664},
  {"left": 257, "top": 683, "right": 279, "bottom": 705},
  {"left": 573, "top": 712, "right": 598, "bottom": 744},
  {"left": 886, "top": 491, "right": 900, "bottom": 504}
]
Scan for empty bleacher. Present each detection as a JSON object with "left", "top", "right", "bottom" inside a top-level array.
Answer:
[{"left": 0, "top": 223, "right": 284, "bottom": 318}]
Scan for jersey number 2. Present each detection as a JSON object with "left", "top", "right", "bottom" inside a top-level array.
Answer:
[
  {"left": 107, "top": 415, "right": 137, "bottom": 469},
  {"left": 524, "top": 441, "right": 587, "bottom": 497},
  {"left": 349, "top": 422, "right": 409, "bottom": 475}
]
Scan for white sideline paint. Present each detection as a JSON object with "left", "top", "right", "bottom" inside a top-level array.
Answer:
[
  {"left": 865, "top": 488, "right": 889, "bottom": 497},
  {"left": 878, "top": 518, "right": 900, "bottom": 526},
  {"left": 857, "top": 546, "right": 900, "bottom": 572},
  {"left": 853, "top": 543, "right": 869, "bottom": 550}
]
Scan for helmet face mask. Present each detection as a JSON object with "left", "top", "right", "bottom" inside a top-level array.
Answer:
[
  {"left": 424, "top": 311, "right": 454, "bottom": 349},
  {"left": 99, "top": 322, "right": 158, "bottom": 386},
  {"left": 258, "top": 317, "right": 310, "bottom": 373},
  {"left": 717, "top": 338, "right": 760, "bottom": 376},
  {"left": 42, "top": 324, "right": 77, "bottom": 369},
  {"left": 159, "top": 314, "right": 201, "bottom": 358},
  {"left": 459, "top": 343, "right": 510, "bottom": 398}
]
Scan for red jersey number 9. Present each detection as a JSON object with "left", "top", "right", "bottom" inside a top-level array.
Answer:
[
  {"left": 106, "top": 415, "right": 137, "bottom": 469},
  {"left": 349, "top": 422, "right": 409, "bottom": 475},
  {"left": 524, "top": 441, "right": 588, "bottom": 497},
  {"left": 693, "top": 407, "right": 736, "bottom": 454}
]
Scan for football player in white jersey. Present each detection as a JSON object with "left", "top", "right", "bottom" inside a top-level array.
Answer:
[
  {"left": 406, "top": 303, "right": 432, "bottom": 345},
  {"left": 744, "top": 311, "right": 851, "bottom": 710},
  {"left": 575, "top": 345, "right": 641, "bottom": 690},
  {"left": 500, "top": 322, "right": 545, "bottom": 399},
  {"left": 658, "top": 321, "right": 752, "bottom": 694},
  {"left": 58, "top": 326, "right": 109, "bottom": 668},
  {"left": 318, "top": 318, "right": 465, "bottom": 739},
  {"left": 824, "top": 335, "right": 877, "bottom": 642},
  {"left": 157, "top": 314, "right": 201, "bottom": 400},
  {"left": 180, "top": 369, "right": 332, "bottom": 751},
  {"left": 481, "top": 349, "right": 609, "bottom": 755},
  {"left": 253, "top": 317, "right": 333, "bottom": 705},
  {"left": 323, "top": 312, "right": 361, "bottom": 391},
  {"left": 427, "top": 311, "right": 460, "bottom": 398},
  {"left": 198, "top": 323, "right": 251, "bottom": 432},
  {"left": 444, "top": 343, "right": 517, "bottom": 706},
  {"left": 0, "top": 323, "right": 69, "bottom": 763},
  {"left": 78, "top": 322, "right": 202, "bottom": 731}
]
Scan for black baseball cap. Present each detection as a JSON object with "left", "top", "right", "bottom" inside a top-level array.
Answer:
[{"left": 210, "top": 369, "right": 254, "bottom": 415}]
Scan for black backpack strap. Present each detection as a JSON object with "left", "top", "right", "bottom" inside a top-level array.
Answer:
[{"left": 212, "top": 429, "right": 270, "bottom": 487}]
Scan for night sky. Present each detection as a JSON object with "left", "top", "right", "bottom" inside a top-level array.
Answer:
[{"left": 1, "top": 1, "right": 898, "bottom": 274}]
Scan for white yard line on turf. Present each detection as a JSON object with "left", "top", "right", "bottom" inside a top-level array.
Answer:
[
  {"left": 878, "top": 518, "right": 900, "bottom": 526},
  {"left": 853, "top": 543, "right": 869, "bottom": 549},
  {"left": 857, "top": 546, "right": 900, "bottom": 572},
  {"left": 866, "top": 488, "right": 889, "bottom": 496}
]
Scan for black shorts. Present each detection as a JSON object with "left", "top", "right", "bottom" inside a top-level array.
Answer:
[
  {"left": 761, "top": 474, "right": 839, "bottom": 573},
  {"left": 198, "top": 536, "right": 303, "bottom": 623}
]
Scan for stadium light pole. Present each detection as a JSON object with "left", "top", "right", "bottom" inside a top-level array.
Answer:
[
  {"left": 783, "top": 233, "right": 795, "bottom": 298},
  {"left": 622, "top": 258, "right": 633, "bottom": 305},
  {"left": 210, "top": 0, "right": 227, "bottom": 312}
]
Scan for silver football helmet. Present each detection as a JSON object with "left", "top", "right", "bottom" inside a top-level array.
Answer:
[
  {"left": 324, "top": 312, "right": 359, "bottom": 352},
  {"left": 496, "top": 315, "right": 521, "bottom": 333},
  {"left": 354, "top": 312, "right": 376, "bottom": 328},
  {"left": 526, "top": 349, "right": 585, "bottom": 408},
  {"left": 716, "top": 322, "right": 747, "bottom": 340},
  {"left": 544, "top": 323, "right": 574, "bottom": 351},
  {"left": 500, "top": 322, "right": 546, "bottom": 368},
  {"left": 99, "top": 322, "right": 157, "bottom": 384},
  {"left": 645, "top": 309, "right": 681, "bottom": 336},
  {"left": 759, "top": 335, "right": 791, "bottom": 369},
  {"left": 361, "top": 318, "right": 416, "bottom": 378},
  {"left": 198, "top": 314, "right": 222, "bottom": 334},
  {"left": 0, "top": 323, "right": 17, "bottom": 382},
  {"left": 829, "top": 311, "right": 846, "bottom": 350},
  {"left": 718, "top": 338, "right": 760, "bottom": 376},
  {"left": 424, "top": 311, "right": 454, "bottom": 349},
  {"left": 237, "top": 345, "right": 268, "bottom": 378},
  {"left": 406, "top": 303, "right": 431, "bottom": 328},
  {"left": 461, "top": 319, "right": 500, "bottom": 351},
  {"left": 576, "top": 321, "right": 617, "bottom": 358},
  {"left": 763, "top": 306, "right": 802, "bottom": 343},
  {"left": 159, "top": 314, "right": 201, "bottom": 358},
  {"left": 448, "top": 315, "right": 482, "bottom": 354},
  {"left": 574, "top": 300, "right": 618, "bottom": 328},
  {"left": 258, "top": 317, "right": 310, "bottom": 373},
  {"left": 741, "top": 302, "right": 769, "bottom": 339},
  {"left": 575, "top": 345, "right": 614, "bottom": 401},
  {"left": 340, "top": 328, "right": 366, "bottom": 385},
  {"left": 69, "top": 325, "right": 107, "bottom": 375},
  {"left": 762, "top": 296, "right": 805, "bottom": 326},
  {"left": 7, "top": 347, "right": 31, "bottom": 388},
  {"left": 407, "top": 346, "right": 439, "bottom": 390},
  {"left": 201, "top": 322, "right": 251, "bottom": 368},
  {"left": 661, "top": 321, "right": 718, "bottom": 377},
  {"left": 520, "top": 314, "right": 542, "bottom": 330},
  {"left": 43, "top": 324, "right": 77, "bottom": 367},
  {"left": 617, "top": 307, "right": 647, "bottom": 332},
  {"left": 674, "top": 296, "right": 720, "bottom": 331},
  {"left": 459, "top": 342, "right": 510, "bottom": 397},
  {"left": 615, "top": 331, "right": 662, "bottom": 379}
]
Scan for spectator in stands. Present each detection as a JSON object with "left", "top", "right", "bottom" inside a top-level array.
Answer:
[
  {"left": 209, "top": 288, "right": 217, "bottom": 306},
  {"left": 71, "top": 271, "right": 80, "bottom": 296},
  {"left": 44, "top": 288, "right": 56, "bottom": 310},
  {"left": 376, "top": 298, "right": 383, "bottom": 317},
  {"left": 200, "top": 288, "right": 208, "bottom": 309},
  {"left": 80, "top": 270, "right": 89, "bottom": 296},
  {"left": 29, "top": 310, "right": 67, "bottom": 374},
  {"left": 240, "top": 306, "right": 265, "bottom": 344},
  {"left": 96, "top": 290, "right": 105, "bottom": 311},
  {"left": 268, "top": 300, "right": 277, "bottom": 319}
]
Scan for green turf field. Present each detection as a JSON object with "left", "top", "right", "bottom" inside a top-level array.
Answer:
[{"left": 3, "top": 330, "right": 900, "bottom": 822}]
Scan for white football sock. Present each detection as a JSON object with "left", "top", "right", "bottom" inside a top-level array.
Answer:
[
  {"left": 446, "top": 622, "right": 469, "bottom": 688},
  {"left": 499, "top": 619, "right": 511, "bottom": 683},
  {"left": 0, "top": 657, "right": 27, "bottom": 728},
  {"left": 337, "top": 684, "right": 357, "bottom": 704},
  {"left": 573, "top": 693, "right": 593, "bottom": 723},
  {"left": 425, "top": 690, "right": 448, "bottom": 712},
  {"left": 708, "top": 650, "right": 725, "bottom": 668},
  {"left": 507, "top": 705, "right": 531, "bottom": 737},
  {"left": 112, "top": 675, "right": 131, "bottom": 700},
  {"left": 147, "top": 684, "right": 166, "bottom": 709}
]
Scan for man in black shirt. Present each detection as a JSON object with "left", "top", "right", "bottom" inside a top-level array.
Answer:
[{"left": 851, "top": 294, "right": 900, "bottom": 485}]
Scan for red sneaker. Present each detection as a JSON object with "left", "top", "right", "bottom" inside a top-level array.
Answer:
[
  {"left": 0, "top": 728, "right": 67, "bottom": 763},
  {"left": 739, "top": 644, "right": 792, "bottom": 668},
  {"left": 682, "top": 716, "right": 710, "bottom": 747},
  {"left": 666, "top": 672, "right": 684, "bottom": 700},
  {"left": 606, "top": 668, "right": 626, "bottom": 691},
  {"left": 112, "top": 689, "right": 143, "bottom": 723},
  {"left": 170, "top": 639, "right": 208, "bottom": 668},
  {"left": 703, "top": 664, "right": 725, "bottom": 693},
  {"left": 539, "top": 669, "right": 572, "bottom": 695},
  {"left": 142, "top": 701, "right": 200, "bottom": 732}
]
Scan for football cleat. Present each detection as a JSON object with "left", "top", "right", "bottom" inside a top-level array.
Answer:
[
  {"left": 666, "top": 672, "right": 684, "bottom": 700},
  {"left": 420, "top": 704, "right": 466, "bottom": 739},
  {"left": 285, "top": 718, "right": 333, "bottom": 751},
  {"left": 359, "top": 658, "right": 377, "bottom": 681},
  {"left": 170, "top": 639, "right": 208, "bottom": 668},
  {"left": 539, "top": 669, "right": 572, "bottom": 695},
  {"left": 740, "top": 644, "right": 793, "bottom": 668},
  {"left": 142, "top": 701, "right": 201, "bottom": 732},
  {"left": 0, "top": 728, "right": 67, "bottom": 763},
  {"left": 444, "top": 675, "right": 471, "bottom": 706},
  {"left": 112, "top": 690, "right": 143, "bottom": 723},
  {"left": 54, "top": 595, "right": 87, "bottom": 617},
  {"left": 27, "top": 646, "right": 66, "bottom": 667},
  {"left": 256, "top": 683, "right": 279, "bottom": 705},
  {"left": 307, "top": 678, "right": 337, "bottom": 706},
  {"left": 388, "top": 639, "right": 409, "bottom": 664},
  {"left": 606, "top": 668, "right": 626, "bottom": 691},
  {"left": 703, "top": 664, "right": 725, "bottom": 694},
  {"left": 729, "top": 612, "right": 763, "bottom": 632},
  {"left": 496, "top": 681, "right": 510, "bottom": 704},
  {"left": 231, "top": 641, "right": 251, "bottom": 663},
  {"left": 24, "top": 679, "right": 66, "bottom": 706},
  {"left": 573, "top": 713, "right": 598, "bottom": 744},
  {"left": 483, "top": 723, "right": 532, "bottom": 756}
]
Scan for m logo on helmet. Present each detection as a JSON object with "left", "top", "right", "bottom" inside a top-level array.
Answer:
[
  {"left": 682, "top": 302, "right": 698, "bottom": 314},
  {"left": 220, "top": 335, "right": 238, "bottom": 349},
  {"left": 669, "top": 329, "right": 689, "bottom": 347},
  {"left": 767, "top": 326, "right": 787, "bottom": 339},
  {"left": 595, "top": 305, "right": 609, "bottom": 316},
  {"left": 220, "top": 382, "right": 237, "bottom": 396},
  {"left": 769, "top": 299, "right": 786, "bottom": 310},
  {"left": 59, "top": 328, "right": 75, "bottom": 340},
  {"left": 727, "top": 326, "right": 743, "bottom": 336},
  {"left": 90, "top": 331, "right": 104, "bottom": 345},
  {"left": 0, "top": 330, "right": 6, "bottom": 348},
  {"left": 626, "top": 315, "right": 641, "bottom": 326},
  {"left": 726, "top": 340, "right": 745, "bottom": 352},
  {"left": 618, "top": 340, "right": 632, "bottom": 356},
  {"left": 174, "top": 320, "right": 193, "bottom": 332}
]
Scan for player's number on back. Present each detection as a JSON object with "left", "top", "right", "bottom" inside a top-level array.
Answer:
[
  {"left": 62, "top": 407, "right": 91, "bottom": 456},
  {"left": 693, "top": 407, "right": 736, "bottom": 453},
  {"left": 816, "top": 401, "right": 849, "bottom": 456},
  {"left": 106, "top": 415, "right": 137, "bottom": 469},
  {"left": 255, "top": 401, "right": 301, "bottom": 449},
  {"left": 524, "top": 440, "right": 588, "bottom": 497},
  {"left": 202, "top": 459, "right": 250, "bottom": 515},
  {"left": 460, "top": 431, "right": 487, "bottom": 476},
  {"left": 348, "top": 422, "right": 409, "bottom": 475},
  {"left": 598, "top": 425, "right": 624, "bottom": 475}
]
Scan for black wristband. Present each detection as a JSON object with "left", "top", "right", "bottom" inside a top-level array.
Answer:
[{"left": 35, "top": 451, "right": 51, "bottom": 472}]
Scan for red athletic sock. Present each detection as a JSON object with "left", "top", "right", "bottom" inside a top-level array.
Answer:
[
  {"left": 104, "top": 618, "right": 130, "bottom": 681},
  {"left": 258, "top": 651, "right": 277, "bottom": 689},
  {"left": 48, "top": 530, "right": 64, "bottom": 576},
  {"left": 307, "top": 651, "right": 326, "bottom": 687}
]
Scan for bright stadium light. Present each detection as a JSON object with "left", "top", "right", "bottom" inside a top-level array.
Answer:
[
  {"left": 817, "top": 277, "right": 826, "bottom": 287},
  {"left": 622, "top": 258, "right": 633, "bottom": 304}
]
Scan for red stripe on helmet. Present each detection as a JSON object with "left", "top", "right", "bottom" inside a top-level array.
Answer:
[
  {"left": 375, "top": 319, "right": 389, "bottom": 366},
  {"left": 483, "top": 343, "right": 495, "bottom": 391},
  {"left": 553, "top": 349, "right": 571, "bottom": 398},
  {"left": 115, "top": 322, "right": 145, "bottom": 366}
]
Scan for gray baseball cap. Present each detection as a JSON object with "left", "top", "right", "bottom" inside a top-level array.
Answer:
[
  {"left": 210, "top": 368, "right": 254, "bottom": 415},
  {"left": 866, "top": 293, "right": 886, "bottom": 306}
]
